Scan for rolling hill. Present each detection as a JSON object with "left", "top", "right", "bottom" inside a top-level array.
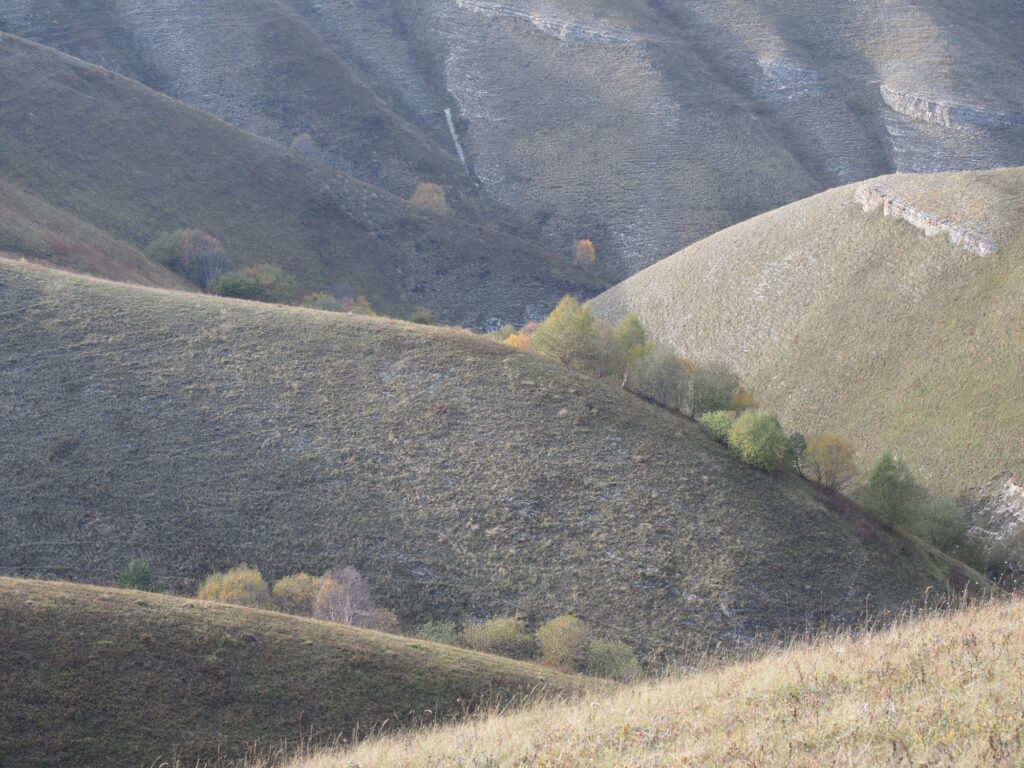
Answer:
[
  {"left": 0, "top": 32, "right": 603, "bottom": 327},
  {"left": 591, "top": 167, "right": 1024, "bottom": 540},
  {"left": 3, "top": 1, "right": 1023, "bottom": 278},
  {"left": 0, "top": 258, "right": 985, "bottom": 662},
  {"left": 295, "top": 596, "right": 1024, "bottom": 767},
  {"left": 0, "top": 577, "right": 586, "bottom": 768}
]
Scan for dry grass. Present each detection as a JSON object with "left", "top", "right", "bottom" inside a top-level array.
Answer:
[
  {"left": 291, "top": 596, "right": 1024, "bottom": 767},
  {"left": 0, "top": 577, "right": 589, "bottom": 768},
  {"left": 0, "top": 257, "right": 984, "bottom": 663},
  {"left": 592, "top": 167, "right": 1024, "bottom": 502}
]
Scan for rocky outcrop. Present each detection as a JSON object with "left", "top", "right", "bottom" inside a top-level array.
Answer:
[
  {"left": 855, "top": 184, "right": 996, "bottom": 256},
  {"left": 880, "top": 85, "right": 1018, "bottom": 129}
]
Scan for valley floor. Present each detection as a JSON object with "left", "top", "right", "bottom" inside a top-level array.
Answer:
[{"left": 291, "top": 598, "right": 1024, "bottom": 767}]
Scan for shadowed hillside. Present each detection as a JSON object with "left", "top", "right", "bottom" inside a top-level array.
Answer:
[
  {"left": 3, "top": 1, "right": 1022, "bottom": 277},
  {"left": 592, "top": 167, "right": 1024, "bottom": 534},
  {"left": 0, "top": 578, "right": 586, "bottom": 768},
  {"left": 0, "top": 259, "right": 984, "bottom": 661},
  {"left": 0, "top": 33, "right": 602, "bottom": 327}
]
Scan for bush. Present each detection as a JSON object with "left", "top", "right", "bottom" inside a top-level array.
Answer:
[
  {"left": 595, "top": 316, "right": 646, "bottom": 384},
  {"left": 410, "top": 308, "right": 436, "bottom": 325},
  {"left": 145, "top": 229, "right": 234, "bottom": 289},
  {"left": 462, "top": 617, "right": 535, "bottom": 659},
  {"left": 699, "top": 410, "right": 735, "bottom": 443},
  {"left": 409, "top": 182, "right": 453, "bottom": 217},
  {"left": 788, "top": 432, "right": 808, "bottom": 476},
  {"left": 272, "top": 573, "right": 323, "bottom": 615},
  {"left": 416, "top": 620, "right": 464, "bottom": 647},
  {"left": 536, "top": 615, "right": 590, "bottom": 672},
  {"left": 208, "top": 264, "right": 297, "bottom": 304},
  {"left": 627, "top": 346, "right": 692, "bottom": 412},
  {"left": 573, "top": 239, "right": 596, "bottom": 268},
  {"left": 300, "top": 292, "right": 343, "bottom": 312},
  {"left": 585, "top": 638, "right": 642, "bottom": 681},
  {"left": 860, "top": 451, "right": 925, "bottom": 529},
  {"left": 197, "top": 565, "right": 271, "bottom": 608},
  {"left": 727, "top": 410, "right": 788, "bottom": 471},
  {"left": 805, "top": 434, "right": 858, "bottom": 491},
  {"left": 504, "top": 321, "right": 539, "bottom": 350},
  {"left": 530, "top": 296, "right": 597, "bottom": 370},
  {"left": 118, "top": 559, "right": 157, "bottom": 592},
  {"left": 339, "top": 294, "right": 376, "bottom": 316},
  {"left": 691, "top": 362, "right": 741, "bottom": 416},
  {"left": 313, "top": 566, "right": 376, "bottom": 627},
  {"left": 487, "top": 325, "right": 516, "bottom": 342}
]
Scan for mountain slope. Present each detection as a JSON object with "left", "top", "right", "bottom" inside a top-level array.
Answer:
[
  {"left": 0, "top": 33, "right": 602, "bottom": 326},
  {"left": 4, "top": 1, "right": 1022, "bottom": 277},
  {"left": 296, "top": 597, "right": 1024, "bottom": 768},
  {"left": 0, "top": 577, "right": 585, "bottom": 768},
  {"left": 0, "top": 258, "right": 983, "bottom": 661},
  {"left": 591, "top": 167, "right": 1024, "bottom": 518}
]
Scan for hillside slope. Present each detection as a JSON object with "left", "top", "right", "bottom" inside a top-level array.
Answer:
[
  {"left": 0, "top": 578, "right": 585, "bottom": 768},
  {"left": 0, "top": 258, "right": 983, "bottom": 661},
  {"left": 298, "top": 597, "right": 1024, "bottom": 767},
  {"left": 591, "top": 167, "right": 1024, "bottom": 521},
  {"left": 4, "top": 1, "right": 1023, "bottom": 277},
  {"left": 0, "top": 33, "right": 602, "bottom": 326}
]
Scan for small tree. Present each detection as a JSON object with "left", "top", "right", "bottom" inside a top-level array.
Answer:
[
  {"left": 585, "top": 639, "right": 641, "bottom": 681},
  {"left": 805, "top": 434, "right": 858, "bottom": 491},
  {"left": 416, "top": 620, "right": 463, "bottom": 647},
  {"left": 209, "top": 264, "right": 297, "bottom": 304},
  {"left": 600, "top": 315, "right": 647, "bottom": 386},
  {"left": 504, "top": 321, "right": 539, "bottom": 350},
  {"left": 272, "top": 573, "right": 323, "bottom": 615},
  {"left": 691, "top": 361, "right": 741, "bottom": 416},
  {"left": 727, "top": 410, "right": 788, "bottom": 471},
  {"left": 409, "top": 182, "right": 453, "bottom": 217},
  {"left": 118, "top": 559, "right": 156, "bottom": 592},
  {"left": 197, "top": 565, "right": 271, "bottom": 608},
  {"left": 145, "top": 229, "right": 234, "bottom": 289},
  {"left": 536, "top": 615, "right": 590, "bottom": 672},
  {"left": 861, "top": 451, "right": 924, "bottom": 528},
  {"left": 313, "top": 566, "right": 376, "bottom": 627},
  {"left": 699, "top": 410, "right": 735, "bottom": 443},
  {"left": 462, "top": 617, "right": 535, "bottom": 659},
  {"left": 530, "top": 296, "right": 598, "bottom": 371},
  {"left": 300, "top": 292, "right": 343, "bottom": 312},
  {"left": 627, "top": 346, "right": 692, "bottom": 412},
  {"left": 573, "top": 239, "right": 597, "bottom": 268},
  {"left": 788, "top": 432, "right": 808, "bottom": 476}
]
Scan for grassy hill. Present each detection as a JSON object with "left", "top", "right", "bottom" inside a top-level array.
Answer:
[
  {"left": 0, "top": 258, "right": 985, "bottom": 662},
  {"left": 0, "top": 32, "right": 603, "bottom": 326},
  {"left": 0, "top": 175, "right": 189, "bottom": 290},
  {"left": 0, "top": 578, "right": 586, "bottom": 768},
  {"left": 295, "top": 596, "right": 1024, "bottom": 767},
  {"left": 5, "top": 1, "right": 1022, "bottom": 278},
  {"left": 592, "top": 167, "right": 1024, "bottom": 514}
]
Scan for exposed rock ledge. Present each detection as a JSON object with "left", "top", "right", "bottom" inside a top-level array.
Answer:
[
  {"left": 855, "top": 184, "right": 996, "bottom": 256},
  {"left": 880, "top": 85, "right": 1017, "bottom": 129},
  {"left": 454, "top": 0, "right": 633, "bottom": 44}
]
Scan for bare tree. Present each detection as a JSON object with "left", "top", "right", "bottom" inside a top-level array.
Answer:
[{"left": 313, "top": 566, "right": 376, "bottom": 627}]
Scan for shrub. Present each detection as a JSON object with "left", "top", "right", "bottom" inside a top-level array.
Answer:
[
  {"left": 272, "top": 573, "right": 323, "bottom": 615},
  {"left": 462, "top": 617, "right": 535, "bottom": 659},
  {"left": 410, "top": 308, "right": 437, "bottom": 325},
  {"left": 487, "top": 325, "right": 516, "bottom": 342},
  {"left": 627, "top": 346, "right": 692, "bottom": 412},
  {"left": 573, "top": 239, "right": 596, "bottom": 268},
  {"left": 788, "top": 432, "right": 808, "bottom": 476},
  {"left": 585, "top": 638, "right": 642, "bottom": 681},
  {"left": 409, "top": 182, "right": 453, "bottom": 217},
  {"left": 530, "top": 296, "right": 597, "bottom": 370},
  {"left": 504, "top": 321, "right": 539, "bottom": 350},
  {"left": 732, "top": 388, "right": 757, "bottom": 411},
  {"left": 366, "top": 608, "right": 401, "bottom": 634},
  {"left": 339, "top": 294, "right": 376, "bottom": 316},
  {"left": 536, "top": 615, "right": 590, "bottom": 672},
  {"left": 699, "top": 410, "right": 735, "bottom": 443},
  {"left": 805, "top": 434, "right": 858, "bottom": 491},
  {"left": 300, "top": 292, "right": 343, "bottom": 312},
  {"left": 860, "top": 451, "right": 925, "bottom": 529},
  {"left": 691, "top": 362, "right": 741, "bottom": 416},
  {"left": 209, "top": 264, "right": 297, "bottom": 304},
  {"left": 416, "top": 620, "right": 463, "bottom": 647},
  {"left": 313, "top": 566, "right": 376, "bottom": 627},
  {"left": 145, "top": 229, "right": 234, "bottom": 289},
  {"left": 596, "top": 316, "right": 647, "bottom": 385},
  {"left": 118, "top": 559, "right": 156, "bottom": 592},
  {"left": 197, "top": 565, "right": 271, "bottom": 608},
  {"left": 727, "top": 410, "right": 788, "bottom": 471}
]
